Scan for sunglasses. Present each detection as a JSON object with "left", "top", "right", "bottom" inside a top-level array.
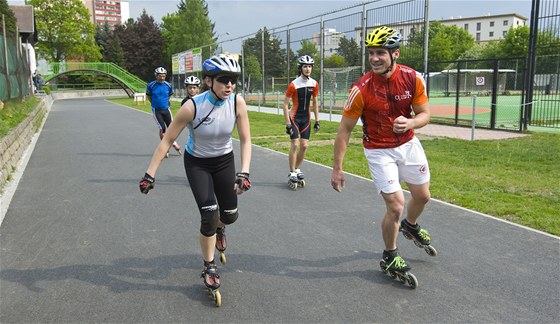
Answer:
[{"left": 215, "top": 75, "right": 238, "bottom": 85}]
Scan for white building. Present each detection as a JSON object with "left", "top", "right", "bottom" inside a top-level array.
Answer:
[
  {"left": 354, "top": 13, "right": 528, "bottom": 46},
  {"left": 438, "top": 13, "right": 528, "bottom": 43},
  {"left": 313, "top": 28, "right": 346, "bottom": 57}
]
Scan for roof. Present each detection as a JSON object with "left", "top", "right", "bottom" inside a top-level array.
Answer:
[
  {"left": 439, "top": 13, "right": 528, "bottom": 23},
  {"left": 8, "top": 5, "right": 34, "bottom": 33}
]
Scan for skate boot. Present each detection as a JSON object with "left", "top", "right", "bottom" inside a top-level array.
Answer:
[
  {"left": 379, "top": 249, "right": 418, "bottom": 289},
  {"left": 172, "top": 142, "right": 182, "bottom": 155},
  {"left": 216, "top": 226, "right": 227, "bottom": 264},
  {"left": 400, "top": 219, "right": 437, "bottom": 256},
  {"left": 201, "top": 261, "right": 221, "bottom": 307},
  {"left": 295, "top": 168, "right": 306, "bottom": 188},
  {"left": 288, "top": 171, "right": 298, "bottom": 190}
]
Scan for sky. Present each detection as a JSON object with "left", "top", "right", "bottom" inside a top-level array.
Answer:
[
  {"left": 128, "top": 0, "right": 533, "bottom": 52},
  {"left": 8, "top": 0, "right": 533, "bottom": 53}
]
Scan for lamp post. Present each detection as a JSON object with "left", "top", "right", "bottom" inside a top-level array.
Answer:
[{"left": 214, "top": 32, "right": 231, "bottom": 55}]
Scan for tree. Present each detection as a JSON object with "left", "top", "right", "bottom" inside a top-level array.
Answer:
[
  {"left": 336, "top": 36, "right": 361, "bottom": 66},
  {"left": 242, "top": 54, "right": 262, "bottom": 92},
  {"left": 29, "top": 0, "right": 101, "bottom": 62},
  {"left": 243, "top": 28, "right": 287, "bottom": 80},
  {"left": 95, "top": 23, "right": 124, "bottom": 66},
  {"left": 324, "top": 54, "right": 347, "bottom": 68},
  {"left": 161, "top": 0, "right": 215, "bottom": 60},
  {"left": 495, "top": 25, "right": 530, "bottom": 58},
  {"left": 114, "top": 10, "right": 164, "bottom": 81},
  {"left": 0, "top": 0, "right": 17, "bottom": 38}
]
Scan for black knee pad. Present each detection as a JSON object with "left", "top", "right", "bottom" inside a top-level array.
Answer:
[
  {"left": 200, "top": 204, "right": 219, "bottom": 237},
  {"left": 220, "top": 208, "right": 239, "bottom": 225}
]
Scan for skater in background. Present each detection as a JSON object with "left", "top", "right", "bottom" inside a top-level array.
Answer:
[
  {"left": 146, "top": 67, "right": 182, "bottom": 157},
  {"left": 282, "top": 55, "right": 320, "bottom": 190},
  {"left": 181, "top": 75, "right": 201, "bottom": 106},
  {"left": 139, "top": 54, "right": 252, "bottom": 301},
  {"left": 331, "top": 26, "right": 434, "bottom": 275}
]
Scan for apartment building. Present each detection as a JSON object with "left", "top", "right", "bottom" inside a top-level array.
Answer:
[
  {"left": 439, "top": 13, "right": 528, "bottom": 43},
  {"left": 82, "top": 0, "right": 130, "bottom": 29}
]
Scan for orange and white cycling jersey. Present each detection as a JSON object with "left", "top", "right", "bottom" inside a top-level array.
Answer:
[
  {"left": 285, "top": 75, "right": 319, "bottom": 120},
  {"left": 343, "top": 64, "right": 428, "bottom": 149}
]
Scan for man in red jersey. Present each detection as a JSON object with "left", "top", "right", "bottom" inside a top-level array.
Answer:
[{"left": 331, "top": 26, "right": 436, "bottom": 276}]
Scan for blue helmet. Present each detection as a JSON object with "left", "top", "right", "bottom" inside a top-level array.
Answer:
[{"left": 202, "top": 54, "right": 241, "bottom": 78}]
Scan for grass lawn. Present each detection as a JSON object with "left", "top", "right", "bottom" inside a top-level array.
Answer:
[{"left": 0, "top": 97, "right": 40, "bottom": 138}]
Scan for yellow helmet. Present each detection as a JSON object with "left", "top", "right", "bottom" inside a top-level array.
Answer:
[{"left": 365, "top": 26, "right": 402, "bottom": 48}]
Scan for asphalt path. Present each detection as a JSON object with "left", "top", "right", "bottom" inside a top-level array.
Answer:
[{"left": 1, "top": 97, "right": 558, "bottom": 323}]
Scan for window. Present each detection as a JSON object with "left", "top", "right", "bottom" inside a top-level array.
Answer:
[
  {"left": 477, "top": 22, "right": 481, "bottom": 31},
  {"left": 490, "top": 21, "right": 495, "bottom": 27},
  {"left": 503, "top": 20, "right": 509, "bottom": 26},
  {"left": 489, "top": 31, "right": 494, "bottom": 37},
  {"left": 476, "top": 33, "right": 481, "bottom": 41},
  {"left": 503, "top": 31, "right": 508, "bottom": 36},
  {"left": 464, "top": 23, "right": 469, "bottom": 31}
]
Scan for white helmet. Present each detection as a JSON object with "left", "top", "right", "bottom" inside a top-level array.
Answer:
[
  {"left": 202, "top": 54, "right": 241, "bottom": 77},
  {"left": 297, "top": 55, "right": 315, "bottom": 67},
  {"left": 154, "top": 67, "right": 167, "bottom": 75},
  {"left": 184, "top": 75, "right": 201, "bottom": 86}
]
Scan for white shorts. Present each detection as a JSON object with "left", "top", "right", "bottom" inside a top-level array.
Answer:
[{"left": 364, "top": 136, "right": 430, "bottom": 194}]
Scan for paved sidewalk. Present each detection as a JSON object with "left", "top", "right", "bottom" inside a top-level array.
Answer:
[{"left": 246, "top": 104, "right": 528, "bottom": 141}]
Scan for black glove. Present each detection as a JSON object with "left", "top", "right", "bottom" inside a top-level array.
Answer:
[
  {"left": 234, "top": 172, "right": 251, "bottom": 192},
  {"left": 286, "top": 124, "right": 293, "bottom": 135},
  {"left": 314, "top": 121, "right": 320, "bottom": 132},
  {"left": 139, "top": 173, "right": 155, "bottom": 194}
]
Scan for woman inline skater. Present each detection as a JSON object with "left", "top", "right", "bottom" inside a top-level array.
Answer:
[{"left": 139, "top": 54, "right": 252, "bottom": 306}]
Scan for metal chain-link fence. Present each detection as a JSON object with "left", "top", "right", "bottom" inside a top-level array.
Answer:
[
  {"left": 172, "top": 0, "right": 428, "bottom": 112},
  {"left": 1, "top": 30, "right": 32, "bottom": 101}
]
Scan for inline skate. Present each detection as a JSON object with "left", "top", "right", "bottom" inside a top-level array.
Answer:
[
  {"left": 288, "top": 171, "right": 299, "bottom": 190},
  {"left": 201, "top": 261, "right": 221, "bottom": 307},
  {"left": 399, "top": 219, "right": 437, "bottom": 256},
  {"left": 379, "top": 250, "right": 418, "bottom": 289},
  {"left": 295, "top": 169, "right": 306, "bottom": 188},
  {"left": 172, "top": 142, "right": 182, "bottom": 155},
  {"left": 216, "top": 226, "right": 227, "bottom": 264}
]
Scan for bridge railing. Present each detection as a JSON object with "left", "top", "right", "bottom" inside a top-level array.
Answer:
[{"left": 45, "top": 62, "right": 147, "bottom": 93}]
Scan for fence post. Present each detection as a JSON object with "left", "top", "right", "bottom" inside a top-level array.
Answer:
[
  {"left": 490, "top": 59, "right": 499, "bottom": 129},
  {"left": 2, "top": 15, "right": 11, "bottom": 100},
  {"left": 471, "top": 95, "right": 477, "bottom": 141},
  {"left": 522, "top": 0, "right": 540, "bottom": 130}
]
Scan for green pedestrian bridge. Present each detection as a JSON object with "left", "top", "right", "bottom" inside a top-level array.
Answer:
[{"left": 43, "top": 62, "right": 147, "bottom": 98}]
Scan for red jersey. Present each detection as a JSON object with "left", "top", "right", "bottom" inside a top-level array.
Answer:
[
  {"left": 285, "top": 76, "right": 319, "bottom": 120},
  {"left": 343, "top": 64, "right": 428, "bottom": 149}
]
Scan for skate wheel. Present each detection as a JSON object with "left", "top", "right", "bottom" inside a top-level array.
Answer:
[
  {"left": 298, "top": 180, "right": 306, "bottom": 187},
  {"left": 214, "top": 290, "right": 221, "bottom": 307},
  {"left": 407, "top": 273, "right": 418, "bottom": 289},
  {"left": 288, "top": 181, "right": 297, "bottom": 190},
  {"left": 165, "top": 152, "right": 169, "bottom": 158},
  {"left": 379, "top": 260, "right": 388, "bottom": 274},
  {"left": 425, "top": 245, "right": 437, "bottom": 256},
  {"left": 219, "top": 252, "right": 227, "bottom": 265}
]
